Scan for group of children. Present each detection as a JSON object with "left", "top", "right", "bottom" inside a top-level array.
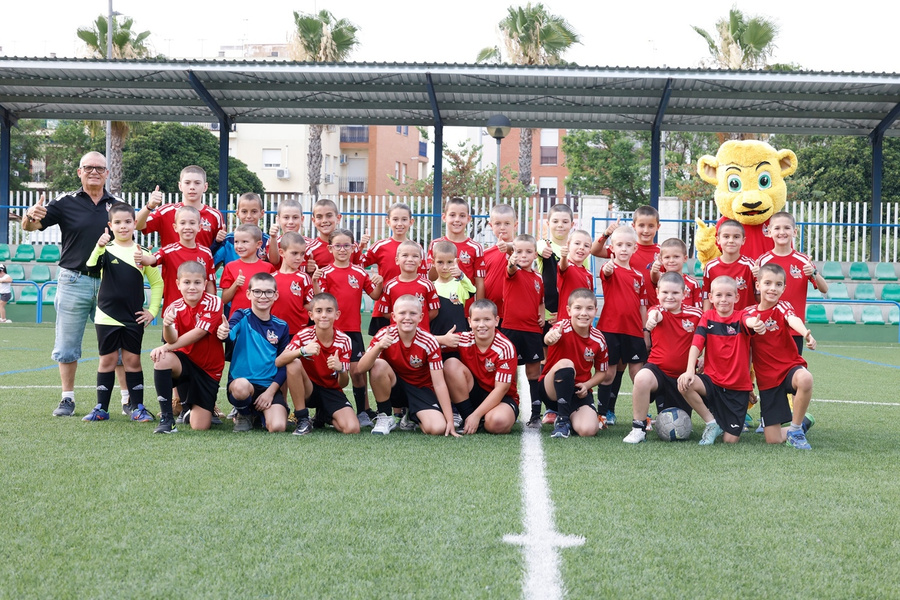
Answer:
[{"left": 78, "top": 163, "right": 821, "bottom": 448}]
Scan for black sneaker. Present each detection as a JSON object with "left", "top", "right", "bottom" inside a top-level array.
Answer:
[
  {"left": 154, "top": 414, "right": 178, "bottom": 434},
  {"left": 293, "top": 417, "right": 313, "bottom": 436}
]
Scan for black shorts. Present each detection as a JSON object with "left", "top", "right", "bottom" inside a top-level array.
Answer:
[
  {"left": 641, "top": 363, "right": 692, "bottom": 414},
  {"left": 308, "top": 384, "right": 353, "bottom": 419},
  {"left": 172, "top": 353, "right": 220, "bottom": 413},
  {"left": 0, "top": 292, "right": 11, "bottom": 303},
  {"left": 345, "top": 331, "right": 365, "bottom": 362},
  {"left": 758, "top": 365, "right": 804, "bottom": 426},
  {"left": 468, "top": 381, "right": 519, "bottom": 418},
  {"left": 368, "top": 316, "right": 389, "bottom": 336},
  {"left": 792, "top": 335, "right": 804, "bottom": 356},
  {"left": 697, "top": 373, "right": 750, "bottom": 437},
  {"left": 500, "top": 327, "right": 544, "bottom": 365},
  {"left": 388, "top": 378, "right": 442, "bottom": 420},
  {"left": 538, "top": 378, "right": 596, "bottom": 413},
  {"left": 602, "top": 331, "right": 648, "bottom": 365},
  {"left": 96, "top": 322, "right": 144, "bottom": 356},
  {"left": 227, "top": 381, "right": 287, "bottom": 412}
]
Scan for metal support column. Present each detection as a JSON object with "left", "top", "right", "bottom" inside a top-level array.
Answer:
[
  {"left": 0, "top": 105, "right": 16, "bottom": 244},
  {"left": 187, "top": 71, "right": 230, "bottom": 213},
  {"left": 650, "top": 79, "right": 673, "bottom": 210},
  {"left": 426, "top": 73, "right": 443, "bottom": 240},
  {"left": 868, "top": 100, "right": 900, "bottom": 262}
]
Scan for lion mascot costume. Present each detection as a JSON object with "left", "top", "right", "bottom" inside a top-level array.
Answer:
[{"left": 694, "top": 140, "right": 798, "bottom": 265}]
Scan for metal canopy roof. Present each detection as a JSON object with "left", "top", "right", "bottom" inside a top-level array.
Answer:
[{"left": 2, "top": 57, "right": 900, "bottom": 137}]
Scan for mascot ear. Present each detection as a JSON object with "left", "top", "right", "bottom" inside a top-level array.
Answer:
[
  {"left": 778, "top": 149, "right": 798, "bottom": 179},
  {"left": 697, "top": 155, "right": 719, "bottom": 185}
]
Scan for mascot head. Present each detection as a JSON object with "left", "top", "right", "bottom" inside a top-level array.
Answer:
[{"left": 697, "top": 140, "right": 798, "bottom": 227}]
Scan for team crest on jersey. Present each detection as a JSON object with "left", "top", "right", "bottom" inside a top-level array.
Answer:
[
  {"left": 450, "top": 292, "right": 461, "bottom": 305},
  {"left": 348, "top": 275, "right": 360, "bottom": 289},
  {"left": 583, "top": 347, "right": 595, "bottom": 361},
  {"left": 200, "top": 217, "right": 212, "bottom": 231},
  {"left": 633, "top": 280, "right": 641, "bottom": 294},
  {"left": 458, "top": 250, "right": 471, "bottom": 264},
  {"left": 106, "top": 202, "right": 113, "bottom": 212},
  {"left": 196, "top": 257, "right": 207, "bottom": 268},
  {"left": 726, "top": 325, "right": 737, "bottom": 335},
  {"left": 291, "top": 281, "right": 303, "bottom": 296},
  {"left": 790, "top": 264, "right": 803, "bottom": 278},
  {"left": 534, "top": 280, "right": 541, "bottom": 294},
  {"left": 415, "top": 292, "right": 425, "bottom": 305},
  {"left": 484, "top": 358, "right": 496, "bottom": 372},
  {"left": 681, "top": 319, "right": 695, "bottom": 333},
  {"left": 409, "top": 355, "right": 423, "bottom": 368},
  {"left": 266, "top": 329, "right": 279, "bottom": 344},
  {"left": 764, "top": 317, "right": 779, "bottom": 332},
  {"left": 735, "top": 276, "right": 747, "bottom": 290},
  {"left": 762, "top": 223, "right": 770, "bottom": 237}
]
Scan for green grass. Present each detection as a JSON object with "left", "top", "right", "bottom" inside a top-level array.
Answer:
[{"left": 2, "top": 324, "right": 900, "bottom": 598}]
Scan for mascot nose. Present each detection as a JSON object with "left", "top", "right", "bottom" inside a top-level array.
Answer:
[{"left": 742, "top": 200, "right": 763, "bottom": 209}]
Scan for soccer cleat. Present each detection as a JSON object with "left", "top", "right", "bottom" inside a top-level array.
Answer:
[
  {"left": 175, "top": 409, "right": 189, "bottom": 425},
  {"left": 292, "top": 417, "right": 313, "bottom": 436},
  {"left": 82, "top": 404, "right": 109, "bottom": 421},
  {"left": 756, "top": 416, "right": 765, "bottom": 433},
  {"left": 226, "top": 407, "right": 238, "bottom": 420},
  {"left": 699, "top": 421, "right": 723, "bottom": 445},
  {"left": 605, "top": 410, "right": 617, "bottom": 426},
  {"left": 785, "top": 429, "right": 812, "bottom": 450},
  {"left": 53, "top": 398, "right": 75, "bottom": 417},
  {"left": 623, "top": 427, "right": 646, "bottom": 444},
  {"left": 122, "top": 400, "right": 130, "bottom": 416},
  {"left": 131, "top": 404, "right": 155, "bottom": 422},
  {"left": 801, "top": 413, "right": 815, "bottom": 433},
  {"left": 372, "top": 412, "right": 397, "bottom": 435},
  {"left": 542, "top": 410, "right": 557, "bottom": 425},
  {"left": 357, "top": 411, "right": 374, "bottom": 428},
  {"left": 452, "top": 412, "right": 463, "bottom": 429},
  {"left": 550, "top": 418, "right": 571, "bottom": 439},
  {"left": 598, "top": 414, "right": 608, "bottom": 430},
  {"left": 233, "top": 413, "right": 253, "bottom": 432},
  {"left": 398, "top": 411, "right": 417, "bottom": 431},
  {"left": 645, "top": 416, "right": 653, "bottom": 432},
  {"left": 525, "top": 413, "right": 543, "bottom": 428},
  {"left": 210, "top": 406, "right": 224, "bottom": 425},
  {"left": 153, "top": 415, "right": 177, "bottom": 434}
]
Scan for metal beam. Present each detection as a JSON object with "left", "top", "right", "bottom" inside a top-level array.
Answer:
[
  {"left": 867, "top": 101, "right": 900, "bottom": 262},
  {"left": 426, "top": 73, "right": 443, "bottom": 240},
  {"left": 0, "top": 104, "right": 14, "bottom": 244},
  {"left": 187, "top": 71, "right": 230, "bottom": 213},
  {"left": 650, "top": 79, "right": 673, "bottom": 209}
]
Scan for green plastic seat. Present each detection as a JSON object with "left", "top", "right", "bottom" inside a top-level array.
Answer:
[
  {"left": 854, "top": 283, "right": 876, "bottom": 301},
  {"left": 806, "top": 304, "right": 828, "bottom": 324},
  {"left": 29, "top": 265, "right": 52, "bottom": 284},
  {"left": 826, "top": 282, "right": 850, "bottom": 300},
  {"left": 37, "top": 244, "right": 61, "bottom": 263},
  {"left": 889, "top": 306, "right": 900, "bottom": 325},
  {"left": 849, "top": 262, "right": 871, "bottom": 281},
  {"left": 807, "top": 282, "right": 821, "bottom": 298},
  {"left": 683, "top": 258, "right": 695, "bottom": 275},
  {"left": 832, "top": 305, "right": 856, "bottom": 324},
  {"left": 821, "top": 261, "right": 844, "bottom": 280},
  {"left": 861, "top": 305, "right": 885, "bottom": 325},
  {"left": 694, "top": 260, "right": 704, "bottom": 278},
  {"left": 43, "top": 285, "right": 57, "bottom": 305},
  {"left": 11, "top": 244, "right": 35, "bottom": 262},
  {"left": 17, "top": 286, "right": 38, "bottom": 305},
  {"left": 875, "top": 263, "right": 898, "bottom": 281},
  {"left": 0, "top": 244, "right": 9, "bottom": 261},
  {"left": 6, "top": 264, "right": 26, "bottom": 280},
  {"left": 882, "top": 284, "right": 900, "bottom": 302}
]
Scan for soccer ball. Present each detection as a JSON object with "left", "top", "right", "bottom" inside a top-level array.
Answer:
[{"left": 655, "top": 407, "right": 693, "bottom": 441}]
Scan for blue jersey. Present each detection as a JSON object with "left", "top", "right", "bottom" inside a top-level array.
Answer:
[
  {"left": 227, "top": 308, "right": 290, "bottom": 387},
  {"left": 213, "top": 231, "right": 270, "bottom": 267}
]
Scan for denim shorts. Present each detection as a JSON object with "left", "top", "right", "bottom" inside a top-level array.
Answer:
[{"left": 52, "top": 268, "right": 101, "bottom": 363}]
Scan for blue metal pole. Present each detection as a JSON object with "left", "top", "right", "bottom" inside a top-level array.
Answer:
[
  {"left": 871, "top": 133, "right": 883, "bottom": 263},
  {"left": 651, "top": 79, "right": 673, "bottom": 210},
  {"left": 432, "top": 123, "right": 443, "bottom": 240},
  {"left": 218, "top": 117, "right": 229, "bottom": 214},
  {"left": 0, "top": 108, "right": 11, "bottom": 244}
]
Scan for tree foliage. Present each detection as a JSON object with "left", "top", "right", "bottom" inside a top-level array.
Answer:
[
  {"left": 692, "top": 8, "right": 779, "bottom": 70},
  {"left": 8, "top": 120, "right": 48, "bottom": 192},
  {"left": 45, "top": 120, "right": 101, "bottom": 191}
]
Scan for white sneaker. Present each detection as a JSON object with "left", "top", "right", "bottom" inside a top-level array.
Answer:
[
  {"left": 623, "top": 428, "right": 646, "bottom": 444},
  {"left": 452, "top": 412, "right": 463, "bottom": 429},
  {"left": 372, "top": 412, "right": 397, "bottom": 435}
]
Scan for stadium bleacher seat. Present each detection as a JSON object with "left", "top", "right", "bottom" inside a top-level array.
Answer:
[
  {"left": 0, "top": 244, "right": 9, "bottom": 261},
  {"left": 29, "top": 265, "right": 52, "bottom": 284},
  {"left": 17, "top": 286, "right": 38, "bottom": 305},
  {"left": 12, "top": 244, "right": 36, "bottom": 262},
  {"left": 827, "top": 282, "right": 850, "bottom": 300},
  {"left": 862, "top": 305, "right": 885, "bottom": 325},
  {"left": 882, "top": 284, "right": 900, "bottom": 302},
  {"left": 821, "top": 261, "right": 844, "bottom": 280},
  {"left": 44, "top": 285, "right": 57, "bottom": 305},
  {"left": 855, "top": 283, "right": 877, "bottom": 301},
  {"left": 694, "top": 260, "right": 704, "bottom": 278},
  {"left": 37, "top": 244, "right": 61, "bottom": 263},
  {"left": 849, "top": 262, "right": 871, "bottom": 280},
  {"left": 683, "top": 258, "right": 694, "bottom": 274},
  {"left": 807, "top": 282, "right": 821, "bottom": 298},
  {"left": 889, "top": 306, "right": 900, "bottom": 325},
  {"left": 216, "top": 266, "right": 224, "bottom": 285},
  {"left": 832, "top": 305, "right": 856, "bottom": 324},
  {"left": 806, "top": 304, "right": 828, "bottom": 324},
  {"left": 7, "top": 264, "right": 26, "bottom": 280},
  {"left": 875, "top": 262, "right": 898, "bottom": 281}
]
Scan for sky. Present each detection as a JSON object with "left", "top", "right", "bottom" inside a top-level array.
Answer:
[{"left": 2, "top": 0, "right": 899, "bottom": 73}]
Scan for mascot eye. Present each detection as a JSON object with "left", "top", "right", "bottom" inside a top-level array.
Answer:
[
  {"left": 727, "top": 175, "right": 742, "bottom": 192},
  {"left": 758, "top": 172, "right": 772, "bottom": 189}
]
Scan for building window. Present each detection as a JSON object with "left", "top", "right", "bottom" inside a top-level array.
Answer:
[
  {"left": 262, "top": 148, "right": 281, "bottom": 169},
  {"left": 539, "top": 129, "right": 559, "bottom": 165},
  {"left": 403, "top": 126, "right": 409, "bottom": 136},
  {"left": 539, "top": 176, "right": 558, "bottom": 211},
  {"left": 401, "top": 163, "right": 407, "bottom": 184},
  {"left": 395, "top": 162, "right": 400, "bottom": 180},
  {"left": 396, "top": 126, "right": 403, "bottom": 134},
  {"left": 540, "top": 146, "right": 558, "bottom": 165}
]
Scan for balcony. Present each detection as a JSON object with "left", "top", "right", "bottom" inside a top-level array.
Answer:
[
  {"left": 340, "top": 126, "right": 369, "bottom": 143},
  {"left": 340, "top": 176, "right": 368, "bottom": 194}
]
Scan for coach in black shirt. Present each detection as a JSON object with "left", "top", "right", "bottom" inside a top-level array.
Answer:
[{"left": 23, "top": 151, "right": 122, "bottom": 417}]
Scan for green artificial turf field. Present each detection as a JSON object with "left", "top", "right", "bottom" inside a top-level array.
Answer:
[{"left": 2, "top": 324, "right": 899, "bottom": 599}]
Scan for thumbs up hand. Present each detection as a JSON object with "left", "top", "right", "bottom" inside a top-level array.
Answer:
[
  {"left": 28, "top": 193, "right": 47, "bottom": 223},
  {"left": 217, "top": 313, "right": 230, "bottom": 340},
  {"left": 98, "top": 227, "right": 111, "bottom": 247},
  {"left": 235, "top": 269, "right": 245, "bottom": 288},
  {"left": 148, "top": 185, "right": 163, "bottom": 210}
]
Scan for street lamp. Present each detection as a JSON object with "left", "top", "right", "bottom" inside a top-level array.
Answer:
[{"left": 486, "top": 115, "right": 511, "bottom": 203}]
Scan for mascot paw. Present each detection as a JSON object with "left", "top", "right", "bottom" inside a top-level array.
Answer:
[{"left": 694, "top": 218, "right": 721, "bottom": 266}]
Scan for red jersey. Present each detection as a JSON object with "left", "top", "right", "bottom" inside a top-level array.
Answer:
[
  {"left": 702, "top": 256, "right": 757, "bottom": 310},
  {"left": 456, "top": 330, "right": 519, "bottom": 404},
  {"left": 631, "top": 243, "right": 660, "bottom": 300},
  {"left": 557, "top": 262, "right": 594, "bottom": 321},
  {"left": 265, "top": 233, "right": 314, "bottom": 268},
  {"left": 166, "top": 292, "right": 225, "bottom": 381},
  {"left": 272, "top": 270, "right": 314, "bottom": 334},
  {"left": 316, "top": 263, "right": 375, "bottom": 333},
  {"left": 483, "top": 245, "right": 510, "bottom": 317},
  {"left": 285, "top": 327, "right": 352, "bottom": 389},
  {"left": 758, "top": 250, "right": 816, "bottom": 324},
  {"left": 219, "top": 259, "right": 277, "bottom": 315},
  {"left": 154, "top": 242, "right": 216, "bottom": 311},
  {"left": 377, "top": 276, "right": 440, "bottom": 332},
  {"left": 647, "top": 305, "right": 703, "bottom": 378},
  {"left": 597, "top": 263, "right": 649, "bottom": 336},
  {"left": 369, "top": 326, "right": 443, "bottom": 390},
  {"left": 364, "top": 238, "right": 427, "bottom": 318},
  {"left": 715, "top": 216, "right": 774, "bottom": 261},
  {"left": 745, "top": 301, "right": 807, "bottom": 390},
  {"left": 540, "top": 320, "right": 609, "bottom": 384},
  {"left": 692, "top": 309, "right": 752, "bottom": 391},
  {"left": 427, "top": 236, "right": 486, "bottom": 281},
  {"left": 681, "top": 274, "right": 703, "bottom": 309},
  {"left": 306, "top": 236, "right": 363, "bottom": 268},
  {"left": 502, "top": 268, "right": 544, "bottom": 333},
  {"left": 144, "top": 202, "right": 224, "bottom": 249}
]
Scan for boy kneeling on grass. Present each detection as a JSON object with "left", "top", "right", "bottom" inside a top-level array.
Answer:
[
  {"left": 357, "top": 295, "right": 457, "bottom": 436},
  {"left": 221, "top": 272, "right": 292, "bottom": 433}
]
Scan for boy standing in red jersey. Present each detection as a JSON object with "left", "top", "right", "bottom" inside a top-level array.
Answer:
[
  {"left": 702, "top": 220, "right": 758, "bottom": 312},
  {"left": 377, "top": 240, "right": 439, "bottom": 332},
  {"left": 427, "top": 197, "right": 485, "bottom": 311},
  {"left": 152, "top": 205, "right": 216, "bottom": 313},
  {"left": 220, "top": 224, "right": 276, "bottom": 316},
  {"left": 651, "top": 238, "right": 703, "bottom": 309},
  {"left": 483, "top": 204, "right": 518, "bottom": 322},
  {"left": 137, "top": 165, "right": 224, "bottom": 249}
]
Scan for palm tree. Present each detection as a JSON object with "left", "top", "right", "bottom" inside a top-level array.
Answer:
[
  {"left": 692, "top": 8, "right": 778, "bottom": 70},
  {"left": 291, "top": 10, "right": 360, "bottom": 198},
  {"left": 77, "top": 15, "right": 152, "bottom": 194},
  {"left": 477, "top": 3, "right": 579, "bottom": 187}
]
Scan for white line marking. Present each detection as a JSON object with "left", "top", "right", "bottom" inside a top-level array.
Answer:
[
  {"left": 812, "top": 399, "right": 900, "bottom": 407},
  {"left": 504, "top": 369, "right": 584, "bottom": 600},
  {"left": 0, "top": 385, "right": 96, "bottom": 389}
]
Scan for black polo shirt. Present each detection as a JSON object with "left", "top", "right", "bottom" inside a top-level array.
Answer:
[{"left": 39, "top": 188, "right": 122, "bottom": 273}]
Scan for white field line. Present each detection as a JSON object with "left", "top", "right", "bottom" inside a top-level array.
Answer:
[{"left": 503, "top": 369, "right": 584, "bottom": 600}]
